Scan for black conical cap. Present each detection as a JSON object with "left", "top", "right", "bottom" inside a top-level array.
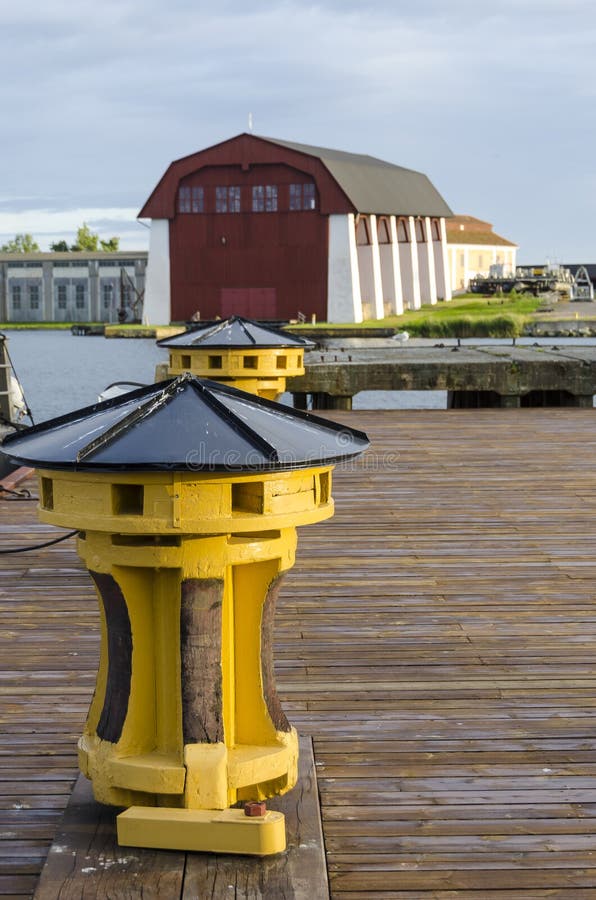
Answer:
[
  {"left": 1, "top": 374, "right": 369, "bottom": 472},
  {"left": 157, "top": 316, "right": 315, "bottom": 350}
]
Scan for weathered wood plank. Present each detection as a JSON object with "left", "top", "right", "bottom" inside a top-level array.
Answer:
[
  {"left": 182, "top": 736, "right": 328, "bottom": 899},
  {"left": 8, "top": 410, "right": 596, "bottom": 895},
  {"left": 33, "top": 736, "right": 327, "bottom": 899},
  {"left": 33, "top": 775, "right": 186, "bottom": 900}
]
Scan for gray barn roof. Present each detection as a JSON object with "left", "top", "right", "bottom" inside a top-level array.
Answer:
[{"left": 259, "top": 136, "right": 453, "bottom": 218}]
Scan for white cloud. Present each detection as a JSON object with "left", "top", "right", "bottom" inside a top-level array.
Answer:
[
  {"left": 0, "top": 1, "right": 595, "bottom": 259},
  {"left": 0, "top": 208, "right": 148, "bottom": 251}
]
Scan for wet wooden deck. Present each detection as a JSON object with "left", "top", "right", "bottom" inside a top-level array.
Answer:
[{"left": 3, "top": 408, "right": 596, "bottom": 897}]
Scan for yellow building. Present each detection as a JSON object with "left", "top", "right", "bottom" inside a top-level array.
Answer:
[{"left": 446, "top": 215, "right": 517, "bottom": 292}]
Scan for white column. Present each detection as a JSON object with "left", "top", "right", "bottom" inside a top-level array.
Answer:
[
  {"left": 424, "top": 217, "right": 438, "bottom": 305},
  {"left": 143, "top": 219, "right": 171, "bottom": 324},
  {"left": 368, "top": 215, "right": 385, "bottom": 320},
  {"left": 397, "top": 219, "right": 415, "bottom": 310},
  {"left": 436, "top": 218, "right": 452, "bottom": 301},
  {"left": 388, "top": 216, "right": 404, "bottom": 315},
  {"left": 327, "top": 213, "right": 363, "bottom": 323},
  {"left": 463, "top": 247, "right": 469, "bottom": 291},
  {"left": 356, "top": 217, "right": 379, "bottom": 320},
  {"left": 408, "top": 216, "right": 422, "bottom": 309},
  {"left": 449, "top": 247, "right": 457, "bottom": 293}
]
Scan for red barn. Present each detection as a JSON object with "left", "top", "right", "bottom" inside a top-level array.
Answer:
[{"left": 139, "top": 133, "right": 453, "bottom": 324}]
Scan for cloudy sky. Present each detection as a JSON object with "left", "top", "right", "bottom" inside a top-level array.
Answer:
[{"left": 0, "top": 0, "right": 594, "bottom": 262}]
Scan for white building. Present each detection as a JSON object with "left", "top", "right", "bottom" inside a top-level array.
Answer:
[
  {"left": 0, "top": 252, "right": 147, "bottom": 323},
  {"left": 446, "top": 216, "right": 518, "bottom": 292}
]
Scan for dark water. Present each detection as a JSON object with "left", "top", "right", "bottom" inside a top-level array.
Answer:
[{"left": 5, "top": 330, "right": 596, "bottom": 424}]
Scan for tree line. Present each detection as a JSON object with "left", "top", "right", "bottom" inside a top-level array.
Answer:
[{"left": 1, "top": 224, "right": 120, "bottom": 253}]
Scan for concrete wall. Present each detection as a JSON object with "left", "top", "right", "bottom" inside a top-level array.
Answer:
[
  {"left": 327, "top": 214, "right": 363, "bottom": 324},
  {"left": 143, "top": 220, "right": 171, "bottom": 324}
]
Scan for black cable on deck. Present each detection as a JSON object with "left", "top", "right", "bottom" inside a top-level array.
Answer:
[{"left": 0, "top": 530, "right": 78, "bottom": 554}]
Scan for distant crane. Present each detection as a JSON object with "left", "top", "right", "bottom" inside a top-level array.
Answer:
[
  {"left": 571, "top": 265, "right": 594, "bottom": 302},
  {"left": 118, "top": 268, "right": 145, "bottom": 323}
]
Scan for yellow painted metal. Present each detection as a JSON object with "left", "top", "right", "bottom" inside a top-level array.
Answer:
[
  {"left": 37, "top": 464, "right": 331, "bottom": 853},
  {"left": 117, "top": 806, "right": 286, "bottom": 855},
  {"left": 161, "top": 345, "right": 306, "bottom": 400},
  {"left": 110, "top": 753, "right": 186, "bottom": 794},
  {"left": 37, "top": 468, "right": 333, "bottom": 535}
]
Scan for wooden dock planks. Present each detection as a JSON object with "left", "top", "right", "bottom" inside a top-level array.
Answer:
[
  {"left": 33, "top": 737, "right": 326, "bottom": 900},
  {"left": 4, "top": 408, "right": 596, "bottom": 895}
]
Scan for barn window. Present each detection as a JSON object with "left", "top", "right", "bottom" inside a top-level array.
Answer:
[
  {"left": 265, "top": 185, "right": 277, "bottom": 211},
  {"left": 229, "top": 186, "right": 241, "bottom": 212},
  {"left": 192, "top": 187, "right": 204, "bottom": 213},
  {"left": 11, "top": 285, "right": 21, "bottom": 309},
  {"left": 179, "top": 185, "right": 204, "bottom": 213},
  {"left": 29, "top": 285, "right": 40, "bottom": 309},
  {"left": 252, "top": 184, "right": 277, "bottom": 212},
  {"left": 216, "top": 186, "right": 241, "bottom": 213},
  {"left": 431, "top": 218, "right": 441, "bottom": 241},
  {"left": 303, "top": 184, "right": 315, "bottom": 209},
  {"left": 415, "top": 219, "right": 426, "bottom": 242},
  {"left": 289, "top": 183, "right": 316, "bottom": 211},
  {"left": 252, "top": 186, "right": 264, "bottom": 211},
  {"left": 254, "top": 185, "right": 278, "bottom": 211},
  {"left": 216, "top": 187, "right": 226, "bottom": 212},
  {"left": 178, "top": 186, "right": 191, "bottom": 213}
]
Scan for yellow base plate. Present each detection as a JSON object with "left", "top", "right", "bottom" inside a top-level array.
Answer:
[{"left": 117, "top": 806, "right": 286, "bottom": 856}]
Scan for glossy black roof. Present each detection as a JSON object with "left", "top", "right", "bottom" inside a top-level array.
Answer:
[
  {"left": 157, "top": 316, "right": 315, "bottom": 350},
  {"left": 1, "top": 374, "right": 369, "bottom": 472}
]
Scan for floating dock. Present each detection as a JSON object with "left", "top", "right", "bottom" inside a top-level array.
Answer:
[{"left": 4, "top": 408, "right": 596, "bottom": 895}]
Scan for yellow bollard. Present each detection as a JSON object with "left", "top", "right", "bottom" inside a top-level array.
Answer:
[
  {"left": 3, "top": 374, "right": 368, "bottom": 855},
  {"left": 157, "top": 316, "right": 314, "bottom": 400}
]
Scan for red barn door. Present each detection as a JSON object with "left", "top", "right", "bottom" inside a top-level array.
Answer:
[{"left": 220, "top": 288, "right": 277, "bottom": 319}]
